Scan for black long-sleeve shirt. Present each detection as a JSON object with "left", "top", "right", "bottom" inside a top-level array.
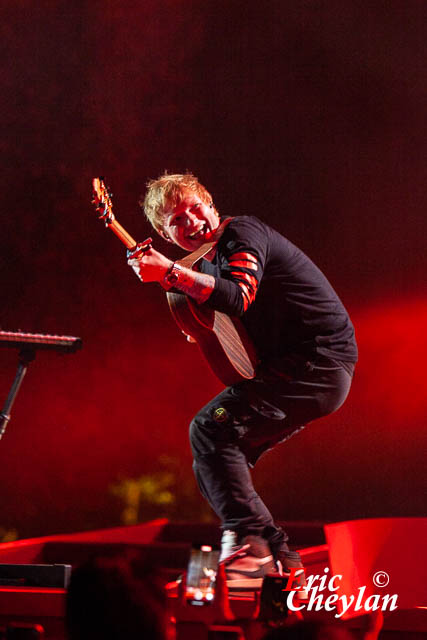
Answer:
[{"left": 200, "top": 216, "right": 358, "bottom": 364}]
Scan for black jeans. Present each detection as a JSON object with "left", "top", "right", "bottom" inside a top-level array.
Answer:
[{"left": 189, "top": 354, "right": 354, "bottom": 557}]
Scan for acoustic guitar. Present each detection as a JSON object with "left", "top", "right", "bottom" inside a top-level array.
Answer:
[{"left": 91, "top": 177, "right": 257, "bottom": 385}]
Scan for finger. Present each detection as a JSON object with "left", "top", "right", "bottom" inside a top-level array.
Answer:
[{"left": 133, "top": 267, "right": 144, "bottom": 282}]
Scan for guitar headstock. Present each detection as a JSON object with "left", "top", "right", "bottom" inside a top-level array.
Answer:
[{"left": 92, "top": 177, "right": 114, "bottom": 226}]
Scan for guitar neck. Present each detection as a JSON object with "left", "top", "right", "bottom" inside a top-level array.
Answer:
[{"left": 106, "top": 218, "right": 137, "bottom": 250}]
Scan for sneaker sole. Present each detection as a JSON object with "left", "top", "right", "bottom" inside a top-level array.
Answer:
[{"left": 226, "top": 577, "right": 264, "bottom": 590}]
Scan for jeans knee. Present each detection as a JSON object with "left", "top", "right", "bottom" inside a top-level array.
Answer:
[
  {"left": 190, "top": 403, "right": 237, "bottom": 458},
  {"left": 189, "top": 415, "right": 202, "bottom": 452},
  {"left": 189, "top": 411, "right": 215, "bottom": 457}
]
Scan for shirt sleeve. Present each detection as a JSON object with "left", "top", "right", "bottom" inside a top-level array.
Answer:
[{"left": 206, "top": 216, "right": 268, "bottom": 316}]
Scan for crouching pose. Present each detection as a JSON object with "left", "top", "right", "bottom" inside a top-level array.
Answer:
[{"left": 128, "top": 173, "right": 357, "bottom": 590}]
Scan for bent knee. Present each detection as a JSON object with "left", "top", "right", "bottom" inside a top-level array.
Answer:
[
  {"left": 189, "top": 404, "right": 237, "bottom": 458},
  {"left": 189, "top": 415, "right": 203, "bottom": 450},
  {"left": 189, "top": 412, "right": 215, "bottom": 457}
]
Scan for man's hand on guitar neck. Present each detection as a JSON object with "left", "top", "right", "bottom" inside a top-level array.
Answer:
[
  {"left": 128, "top": 248, "right": 215, "bottom": 304},
  {"left": 128, "top": 246, "right": 172, "bottom": 283}
]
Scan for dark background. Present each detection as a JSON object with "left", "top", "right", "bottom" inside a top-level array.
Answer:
[{"left": 1, "top": 1, "right": 426, "bottom": 540}]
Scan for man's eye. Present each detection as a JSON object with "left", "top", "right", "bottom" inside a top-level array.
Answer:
[{"left": 191, "top": 203, "right": 201, "bottom": 210}]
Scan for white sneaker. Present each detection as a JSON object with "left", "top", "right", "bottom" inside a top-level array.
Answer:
[{"left": 221, "top": 533, "right": 275, "bottom": 590}]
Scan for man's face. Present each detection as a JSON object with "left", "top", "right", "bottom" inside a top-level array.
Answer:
[{"left": 162, "top": 190, "right": 220, "bottom": 251}]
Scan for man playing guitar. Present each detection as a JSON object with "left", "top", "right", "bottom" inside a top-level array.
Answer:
[{"left": 127, "top": 172, "right": 358, "bottom": 592}]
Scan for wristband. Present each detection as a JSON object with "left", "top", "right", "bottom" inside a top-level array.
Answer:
[{"left": 164, "top": 262, "right": 185, "bottom": 287}]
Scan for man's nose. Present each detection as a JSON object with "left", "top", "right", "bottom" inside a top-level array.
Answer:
[{"left": 183, "top": 211, "right": 197, "bottom": 226}]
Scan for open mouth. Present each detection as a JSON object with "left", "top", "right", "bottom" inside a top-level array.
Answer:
[{"left": 187, "top": 223, "right": 208, "bottom": 240}]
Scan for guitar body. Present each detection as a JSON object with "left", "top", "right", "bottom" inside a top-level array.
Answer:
[
  {"left": 167, "top": 291, "right": 257, "bottom": 386},
  {"left": 91, "top": 177, "right": 258, "bottom": 386},
  {"left": 166, "top": 237, "right": 258, "bottom": 386}
]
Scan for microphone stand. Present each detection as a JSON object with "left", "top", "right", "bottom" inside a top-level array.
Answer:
[{"left": 0, "top": 349, "right": 35, "bottom": 440}]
